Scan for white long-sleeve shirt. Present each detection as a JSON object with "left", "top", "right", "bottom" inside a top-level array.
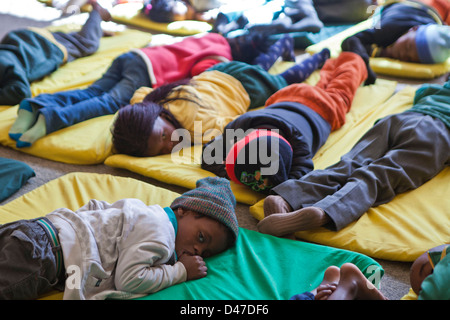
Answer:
[{"left": 46, "top": 198, "right": 186, "bottom": 300}]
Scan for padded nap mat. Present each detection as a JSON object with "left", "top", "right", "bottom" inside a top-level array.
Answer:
[
  {"left": 110, "top": 3, "right": 213, "bottom": 35},
  {"left": 0, "top": 172, "right": 383, "bottom": 300}
]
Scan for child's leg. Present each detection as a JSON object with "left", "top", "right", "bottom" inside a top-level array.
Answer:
[
  {"left": 52, "top": 1, "right": 111, "bottom": 62},
  {"left": 0, "top": 219, "right": 61, "bottom": 300},
  {"left": 327, "top": 263, "right": 387, "bottom": 300},
  {"left": 9, "top": 86, "right": 103, "bottom": 141},
  {"left": 15, "top": 52, "right": 149, "bottom": 147},
  {"left": 266, "top": 51, "right": 367, "bottom": 131},
  {"left": 279, "top": 48, "right": 330, "bottom": 84},
  {"left": 16, "top": 90, "right": 120, "bottom": 148},
  {"left": 252, "top": 35, "right": 296, "bottom": 70}
]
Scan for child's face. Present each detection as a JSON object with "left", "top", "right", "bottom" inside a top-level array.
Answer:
[
  {"left": 175, "top": 208, "right": 229, "bottom": 259},
  {"left": 383, "top": 27, "right": 420, "bottom": 62},
  {"left": 409, "top": 244, "right": 447, "bottom": 295},
  {"left": 146, "top": 115, "right": 180, "bottom": 156},
  {"left": 409, "top": 251, "right": 433, "bottom": 295}
]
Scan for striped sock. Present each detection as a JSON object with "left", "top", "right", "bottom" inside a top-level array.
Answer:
[
  {"left": 253, "top": 35, "right": 295, "bottom": 70},
  {"left": 280, "top": 48, "right": 330, "bottom": 84}
]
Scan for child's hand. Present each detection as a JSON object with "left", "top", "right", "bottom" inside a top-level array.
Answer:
[
  {"left": 178, "top": 254, "right": 207, "bottom": 280},
  {"left": 315, "top": 283, "right": 338, "bottom": 300}
]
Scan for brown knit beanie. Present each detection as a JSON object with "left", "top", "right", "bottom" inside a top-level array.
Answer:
[{"left": 171, "top": 177, "right": 239, "bottom": 240}]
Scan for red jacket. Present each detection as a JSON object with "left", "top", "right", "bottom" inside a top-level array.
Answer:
[{"left": 132, "top": 33, "right": 232, "bottom": 88}]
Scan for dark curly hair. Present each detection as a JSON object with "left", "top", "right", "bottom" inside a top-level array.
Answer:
[{"left": 111, "top": 80, "right": 189, "bottom": 157}]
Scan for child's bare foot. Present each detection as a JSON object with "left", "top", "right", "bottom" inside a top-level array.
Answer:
[
  {"left": 314, "top": 266, "right": 340, "bottom": 300},
  {"left": 263, "top": 195, "right": 292, "bottom": 217},
  {"left": 327, "top": 263, "right": 388, "bottom": 300},
  {"left": 89, "top": 0, "right": 112, "bottom": 21},
  {"left": 257, "top": 206, "right": 330, "bottom": 237}
]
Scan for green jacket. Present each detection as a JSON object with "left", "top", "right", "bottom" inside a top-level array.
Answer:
[{"left": 409, "top": 80, "right": 450, "bottom": 129}]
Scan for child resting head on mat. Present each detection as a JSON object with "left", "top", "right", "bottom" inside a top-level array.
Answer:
[
  {"left": 200, "top": 47, "right": 370, "bottom": 193},
  {"left": 257, "top": 79, "right": 450, "bottom": 237},
  {"left": 370, "top": 24, "right": 450, "bottom": 64},
  {"left": 290, "top": 244, "right": 449, "bottom": 300},
  {"left": 0, "top": 177, "right": 238, "bottom": 300},
  {"left": 111, "top": 48, "right": 331, "bottom": 157},
  {"left": 341, "top": 0, "right": 450, "bottom": 84}
]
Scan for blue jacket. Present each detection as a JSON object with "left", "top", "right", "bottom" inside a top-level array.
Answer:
[{"left": 0, "top": 28, "right": 65, "bottom": 105}]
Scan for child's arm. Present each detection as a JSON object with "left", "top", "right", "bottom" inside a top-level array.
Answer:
[{"left": 114, "top": 243, "right": 187, "bottom": 294}]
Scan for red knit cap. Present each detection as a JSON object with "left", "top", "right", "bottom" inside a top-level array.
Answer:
[{"left": 225, "top": 129, "right": 293, "bottom": 192}]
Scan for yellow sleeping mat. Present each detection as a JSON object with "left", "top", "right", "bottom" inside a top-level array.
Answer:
[
  {"left": 250, "top": 86, "right": 450, "bottom": 262},
  {"left": 0, "top": 172, "right": 384, "bottom": 300},
  {"left": 306, "top": 18, "right": 450, "bottom": 79},
  {"left": 0, "top": 27, "right": 152, "bottom": 164},
  {"left": 110, "top": 2, "right": 212, "bottom": 35},
  {"left": 105, "top": 77, "right": 398, "bottom": 205}
]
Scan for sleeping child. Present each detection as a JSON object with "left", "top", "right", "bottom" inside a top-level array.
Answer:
[
  {"left": 0, "top": 0, "right": 111, "bottom": 106},
  {"left": 0, "top": 177, "right": 238, "bottom": 300},
  {"left": 201, "top": 48, "right": 369, "bottom": 193},
  {"left": 8, "top": 32, "right": 296, "bottom": 148},
  {"left": 111, "top": 49, "right": 331, "bottom": 157},
  {"left": 257, "top": 78, "right": 450, "bottom": 237},
  {"left": 341, "top": 0, "right": 450, "bottom": 84}
]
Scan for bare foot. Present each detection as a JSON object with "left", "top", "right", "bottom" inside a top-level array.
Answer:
[
  {"left": 327, "top": 263, "right": 388, "bottom": 300},
  {"left": 313, "top": 266, "right": 340, "bottom": 300},
  {"left": 89, "top": 0, "right": 112, "bottom": 21},
  {"left": 263, "top": 195, "right": 292, "bottom": 217},
  {"left": 257, "top": 206, "right": 329, "bottom": 237}
]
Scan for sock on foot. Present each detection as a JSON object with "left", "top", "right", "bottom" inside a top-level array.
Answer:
[
  {"left": 16, "top": 114, "right": 47, "bottom": 148},
  {"left": 253, "top": 35, "right": 296, "bottom": 70},
  {"left": 9, "top": 101, "right": 40, "bottom": 141},
  {"left": 280, "top": 35, "right": 295, "bottom": 62},
  {"left": 341, "top": 36, "right": 377, "bottom": 85},
  {"left": 257, "top": 207, "right": 326, "bottom": 236},
  {"left": 280, "top": 48, "right": 330, "bottom": 84}
]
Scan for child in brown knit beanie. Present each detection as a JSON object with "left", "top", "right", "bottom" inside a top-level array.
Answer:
[{"left": 0, "top": 177, "right": 238, "bottom": 300}]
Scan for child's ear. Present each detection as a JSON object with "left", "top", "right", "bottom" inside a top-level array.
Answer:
[{"left": 175, "top": 207, "right": 186, "bottom": 217}]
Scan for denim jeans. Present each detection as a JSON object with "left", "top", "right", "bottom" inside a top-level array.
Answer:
[
  {"left": 0, "top": 218, "right": 63, "bottom": 300},
  {"left": 21, "top": 51, "right": 151, "bottom": 134}
]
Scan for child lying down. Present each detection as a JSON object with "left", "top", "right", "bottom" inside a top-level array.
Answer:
[{"left": 0, "top": 177, "right": 238, "bottom": 300}]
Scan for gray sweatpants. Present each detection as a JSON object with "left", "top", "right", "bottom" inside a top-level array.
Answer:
[
  {"left": 52, "top": 9, "right": 103, "bottom": 62},
  {"left": 272, "top": 112, "right": 450, "bottom": 231}
]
